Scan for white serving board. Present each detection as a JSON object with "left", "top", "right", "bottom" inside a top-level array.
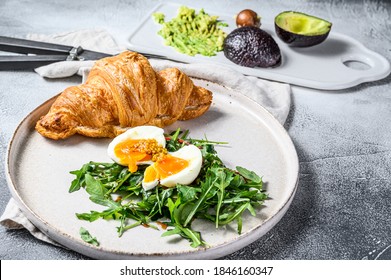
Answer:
[{"left": 128, "top": 2, "right": 390, "bottom": 90}]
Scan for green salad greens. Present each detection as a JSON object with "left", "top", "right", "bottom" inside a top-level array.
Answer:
[
  {"left": 153, "top": 6, "right": 228, "bottom": 56},
  {"left": 79, "top": 227, "right": 99, "bottom": 246},
  {"left": 70, "top": 129, "right": 267, "bottom": 248}
]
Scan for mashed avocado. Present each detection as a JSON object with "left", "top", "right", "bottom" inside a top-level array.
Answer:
[{"left": 153, "top": 6, "right": 228, "bottom": 56}]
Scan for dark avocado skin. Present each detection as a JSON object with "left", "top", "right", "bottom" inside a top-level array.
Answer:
[
  {"left": 275, "top": 23, "right": 330, "bottom": 47},
  {"left": 223, "top": 26, "right": 281, "bottom": 68}
]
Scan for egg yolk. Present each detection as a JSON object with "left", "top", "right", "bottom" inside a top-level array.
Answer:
[
  {"left": 114, "top": 138, "right": 190, "bottom": 185},
  {"left": 144, "top": 154, "right": 189, "bottom": 183},
  {"left": 114, "top": 139, "right": 167, "bottom": 172}
]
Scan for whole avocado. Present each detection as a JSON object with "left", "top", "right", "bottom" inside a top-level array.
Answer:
[{"left": 223, "top": 26, "right": 281, "bottom": 68}]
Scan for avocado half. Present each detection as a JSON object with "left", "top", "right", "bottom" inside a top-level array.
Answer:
[
  {"left": 275, "top": 11, "right": 332, "bottom": 47},
  {"left": 223, "top": 26, "right": 281, "bottom": 68}
]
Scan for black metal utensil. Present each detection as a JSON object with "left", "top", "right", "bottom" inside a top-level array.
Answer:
[{"left": 0, "top": 36, "right": 168, "bottom": 70}]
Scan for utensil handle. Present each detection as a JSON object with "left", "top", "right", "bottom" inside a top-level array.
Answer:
[
  {"left": 0, "top": 55, "right": 68, "bottom": 70},
  {"left": 0, "top": 36, "right": 72, "bottom": 55}
]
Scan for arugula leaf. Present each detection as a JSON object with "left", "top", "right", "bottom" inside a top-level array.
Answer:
[
  {"left": 215, "top": 167, "right": 235, "bottom": 227},
  {"left": 177, "top": 185, "right": 199, "bottom": 203},
  {"left": 76, "top": 211, "right": 102, "bottom": 222},
  {"left": 166, "top": 197, "right": 177, "bottom": 219},
  {"left": 162, "top": 224, "right": 204, "bottom": 248},
  {"left": 183, "top": 172, "right": 218, "bottom": 227},
  {"left": 79, "top": 227, "right": 99, "bottom": 246},
  {"left": 117, "top": 218, "right": 142, "bottom": 237},
  {"left": 85, "top": 174, "right": 106, "bottom": 198},
  {"left": 236, "top": 166, "right": 262, "bottom": 184},
  {"left": 173, "top": 201, "right": 197, "bottom": 226},
  {"left": 69, "top": 162, "right": 89, "bottom": 192}
]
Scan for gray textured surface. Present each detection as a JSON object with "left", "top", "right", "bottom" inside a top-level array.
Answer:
[{"left": 0, "top": 0, "right": 390, "bottom": 260}]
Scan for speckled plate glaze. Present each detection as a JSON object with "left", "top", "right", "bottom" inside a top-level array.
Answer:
[
  {"left": 128, "top": 2, "right": 390, "bottom": 90},
  {"left": 6, "top": 79, "right": 299, "bottom": 259}
]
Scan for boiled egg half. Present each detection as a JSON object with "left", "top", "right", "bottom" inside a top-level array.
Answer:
[
  {"left": 107, "top": 126, "right": 166, "bottom": 172},
  {"left": 107, "top": 126, "right": 202, "bottom": 191}
]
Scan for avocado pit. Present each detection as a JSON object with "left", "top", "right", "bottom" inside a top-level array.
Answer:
[{"left": 236, "top": 9, "right": 261, "bottom": 28}]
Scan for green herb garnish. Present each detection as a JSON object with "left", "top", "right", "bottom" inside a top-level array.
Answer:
[
  {"left": 153, "top": 6, "right": 228, "bottom": 56},
  {"left": 70, "top": 129, "right": 267, "bottom": 248},
  {"left": 79, "top": 227, "right": 100, "bottom": 246}
]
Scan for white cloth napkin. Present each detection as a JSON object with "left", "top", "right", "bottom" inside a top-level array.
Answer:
[{"left": 0, "top": 29, "right": 291, "bottom": 246}]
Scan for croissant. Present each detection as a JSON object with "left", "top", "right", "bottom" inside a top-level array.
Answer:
[{"left": 35, "top": 51, "right": 213, "bottom": 140}]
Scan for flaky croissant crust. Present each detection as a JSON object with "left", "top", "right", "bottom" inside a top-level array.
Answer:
[{"left": 35, "top": 51, "right": 212, "bottom": 140}]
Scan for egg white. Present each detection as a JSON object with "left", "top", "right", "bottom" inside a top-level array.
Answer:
[
  {"left": 107, "top": 126, "right": 166, "bottom": 166},
  {"left": 142, "top": 144, "right": 202, "bottom": 190},
  {"left": 142, "top": 166, "right": 160, "bottom": 191}
]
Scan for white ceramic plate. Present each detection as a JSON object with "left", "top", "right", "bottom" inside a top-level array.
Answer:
[
  {"left": 6, "top": 79, "right": 299, "bottom": 259},
  {"left": 128, "top": 2, "right": 390, "bottom": 90}
]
